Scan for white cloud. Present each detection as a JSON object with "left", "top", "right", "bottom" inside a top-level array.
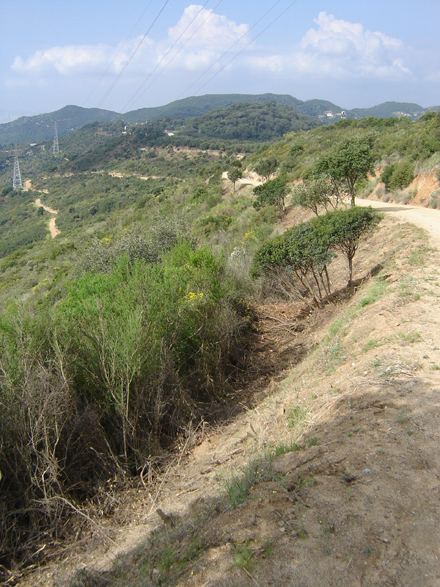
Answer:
[
  {"left": 9, "top": 4, "right": 248, "bottom": 81},
  {"left": 168, "top": 5, "right": 249, "bottom": 50},
  {"left": 249, "top": 12, "right": 411, "bottom": 80},
  {"left": 11, "top": 36, "right": 154, "bottom": 76}
]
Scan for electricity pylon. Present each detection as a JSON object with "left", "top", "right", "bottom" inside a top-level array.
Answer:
[
  {"left": 53, "top": 121, "right": 60, "bottom": 155},
  {"left": 12, "top": 148, "right": 22, "bottom": 189}
]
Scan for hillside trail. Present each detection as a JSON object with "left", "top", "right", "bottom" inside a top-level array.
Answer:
[
  {"left": 357, "top": 197, "right": 440, "bottom": 247},
  {"left": 23, "top": 179, "right": 60, "bottom": 238},
  {"left": 22, "top": 204, "right": 440, "bottom": 586},
  {"left": 34, "top": 198, "right": 60, "bottom": 238}
]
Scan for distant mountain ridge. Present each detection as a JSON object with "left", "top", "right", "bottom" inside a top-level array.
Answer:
[{"left": 0, "top": 95, "right": 437, "bottom": 146}]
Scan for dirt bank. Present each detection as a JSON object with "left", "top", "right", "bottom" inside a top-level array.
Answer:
[{"left": 19, "top": 203, "right": 440, "bottom": 586}]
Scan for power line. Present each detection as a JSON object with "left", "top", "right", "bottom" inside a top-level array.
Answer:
[
  {"left": 96, "top": 0, "right": 171, "bottom": 109},
  {"left": 121, "top": 0, "right": 213, "bottom": 112},
  {"left": 192, "top": 0, "right": 300, "bottom": 98},
  {"left": 176, "top": 0, "right": 284, "bottom": 100},
  {"left": 83, "top": 0, "right": 154, "bottom": 107}
]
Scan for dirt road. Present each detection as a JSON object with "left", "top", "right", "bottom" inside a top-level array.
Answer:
[
  {"left": 358, "top": 197, "right": 440, "bottom": 246},
  {"left": 35, "top": 198, "right": 60, "bottom": 238}
]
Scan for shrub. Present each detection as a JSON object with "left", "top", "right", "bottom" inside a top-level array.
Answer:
[
  {"left": 254, "top": 156, "right": 278, "bottom": 180},
  {"left": 194, "top": 211, "right": 233, "bottom": 236},
  {"left": 380, "top": 161, "right": 414, "bottom": 191},
  {"left": 0, "top": 242, "right": 248, "bottom": 571},
  {"left": 251, "top": 207, "right": 381, "bottom": 297},
  {"left": 253, "top": 177, "right": 289, "bottom": 211},
  {"left": 428, "top": 191, "right": 440, "bottom": 209},
  {"left": 291, "top": 178, "right": 336, "bottom": 216}
]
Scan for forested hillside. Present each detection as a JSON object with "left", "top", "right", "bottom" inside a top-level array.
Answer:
[
  {"left": 0, "top": 105, "right": 439, "bottom": 582},
  {"left": 1, "top": 93, "right": 437, "bottom": 146},
  {"left": 0, "top": 105, "right": 120, "bottom": 146},
  {"left": 180, "top": 101, "right": 320, "bottom": 141}
]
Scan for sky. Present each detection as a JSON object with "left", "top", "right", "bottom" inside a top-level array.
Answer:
[{"left": 1, "top": 0, "right": 439, "bottom": 122}]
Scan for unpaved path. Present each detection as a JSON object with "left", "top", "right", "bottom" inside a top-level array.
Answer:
[
  {"left": 35, "top": 198, "right": 60, "bottom": 238},
  {"left": 358, "top": 197, "right": 440, "bottom": 247},
  {"left": 222, "top": 170, "right": 263, "bottom": 187},
  {"left": 108, "top": 171, "right": 162, "bottom": 180},
  {"left": 24, "top": 179, "right": 60, "bottom": 238}
]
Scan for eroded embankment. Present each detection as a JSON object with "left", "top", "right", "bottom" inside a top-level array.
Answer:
[{"left": 20, "top": 212, "right": 440, "bottom": 587}]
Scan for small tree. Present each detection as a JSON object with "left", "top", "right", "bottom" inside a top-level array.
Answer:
[
  {"left": 253, "top": 177, "right": 289, "bottom": 212},
  {"left": 251, "top": 206, "right": 382, "bottom": 298},
  {"left": 380, "top": 161, "right": 414, "bottom": 192},
  {"left": 251, "top": 216, "right": 335, "bottom": 303},
  {"left": 254, "top": 156, "right": 278, "bottom": 182},
  {"left": 319, "top": 206, "right": 382, "bottom": 286},
  {"left": 228, "top": 165, "right": 243, "bottom": 193},
  {"left": 291, "top": 178, "right": 337, "bottom": 216},
  {"left": 315, "top": 136, "right": 375, "bottom": 206}
]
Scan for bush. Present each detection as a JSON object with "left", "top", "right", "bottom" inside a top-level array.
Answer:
[
  {"left": 291, "top": 178, "right": 336, "bottom": 216},
  {"left": 254, "top": 156, "right": 278, "bottom": 180},
  {"left": 0, "top": 242, "right": 248, "bottom": 572},
  {"left": 251, "top": 207, "right": 381, "bottom": 297},
  {"left": 253, "top": 177, "right": 289, "bottom": 211},
  {"left": 194, "top": 211, "right": 233, "bottom": 236},
  {"left": 428, "top": 190, "right": 440, "bottom": 209},
  {"left": 380, "top": 161, "right": 414, "bottom": 191},
  {"left": 57, "top": 242, "right": 243, "bottom": 459}
]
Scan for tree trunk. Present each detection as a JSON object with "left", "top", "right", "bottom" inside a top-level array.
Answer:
[{"left": 348, "top": 256, "right": 353, "bottom": 287}]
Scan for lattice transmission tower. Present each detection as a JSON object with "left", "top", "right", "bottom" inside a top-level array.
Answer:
[
  {"left": 12, "top": 148, "right": 22, "bottom": 189},
  {"left": 53, "top": 122, "right": 60, "bottom": 155}
]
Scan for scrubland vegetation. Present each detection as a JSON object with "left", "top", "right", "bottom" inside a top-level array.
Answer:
[{"left": 0, "top": 103, "right": 439, "bottom": 579}]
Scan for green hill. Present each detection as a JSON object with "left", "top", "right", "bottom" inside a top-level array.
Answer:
[
  {"left": 123, "top": 93, "right": 308, "bottom": 123},
  {"left": 123, "top": 95, "right": 437, "bottom": 124},
  {"left": 1, "top": 95, "right": 437, "bottom": 147},
  {"left": 0, "top": 105, "right": 120, "bottom": 145},
  {"left": 180, "top": 101, "right": 320, "bottom": 141},
  {"left": 349, "top": 101, "right": 428, "bottom": 119}
]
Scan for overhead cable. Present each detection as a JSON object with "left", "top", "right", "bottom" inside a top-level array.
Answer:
[
  {"left": 97, "top": 0, "right": 171, "bottom": 109},
  {"left": 192, "top": 0, "right": 300, "bottom": 97},
  {"left": 83, "top": 0, "right": 154, "bottom": 107},
  {"left": 122, "top": 0, "right": 214, "bottom": 112},
  {"left": 177, "top": 0, "right": 284, "bottom": 100}
]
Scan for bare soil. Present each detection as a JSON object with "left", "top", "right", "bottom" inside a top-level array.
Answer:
[
  {"left": 369, "top": 167, "right": 440, "bottom": 207},
  {"left": 34, "top": 198, "right": 60, "bottom": 238},
  {"left": 17, "top": 206, "right": 440, "bottom": 587}
]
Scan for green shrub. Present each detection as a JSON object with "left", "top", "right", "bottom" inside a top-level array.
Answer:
[
  {"left": 194, "top": 211, "right": 233, "bottom": 236},
  {"left": 253, "top": 177, "right": 289, "bottom": 211},
  {"left": 380, "top": 161, "right": 414, "bottom": 191},
  {"left": 251, "top": 207, "right": 381, "bottom": 297},
  {"left": 0, "top": 242, "right": 248, "bottom": 568}
]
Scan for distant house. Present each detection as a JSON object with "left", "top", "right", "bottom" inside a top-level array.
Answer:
[{"left": 165, "top": 131, "right": 175, "bottom": 136}]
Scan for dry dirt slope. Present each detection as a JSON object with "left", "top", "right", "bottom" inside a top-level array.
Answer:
[{"left": 26, "top": 208, "right": 440, "bottom": 587}]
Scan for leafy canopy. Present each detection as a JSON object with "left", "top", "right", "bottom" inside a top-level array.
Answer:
[
  {"left": 253, "top": 177, "right": 289, "bottom": 211},
  {"left": 254, "top": 155, "right": 278, "bottom": 180},
  {"left": 291, "top": 178, "right": 336, "bottom": 216},
  {"left": 380, "top": 161, "right": 414, "bottom": 192},
  {"left": 314, "top": 135, "right": 375, "bottom": 206},
  {"left": 251, "top": 206, "right": 381, "bottom": 292}
]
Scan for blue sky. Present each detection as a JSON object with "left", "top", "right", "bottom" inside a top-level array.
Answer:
[{"left": 1, "top": 0, "right": 439, "bottom": 122}]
